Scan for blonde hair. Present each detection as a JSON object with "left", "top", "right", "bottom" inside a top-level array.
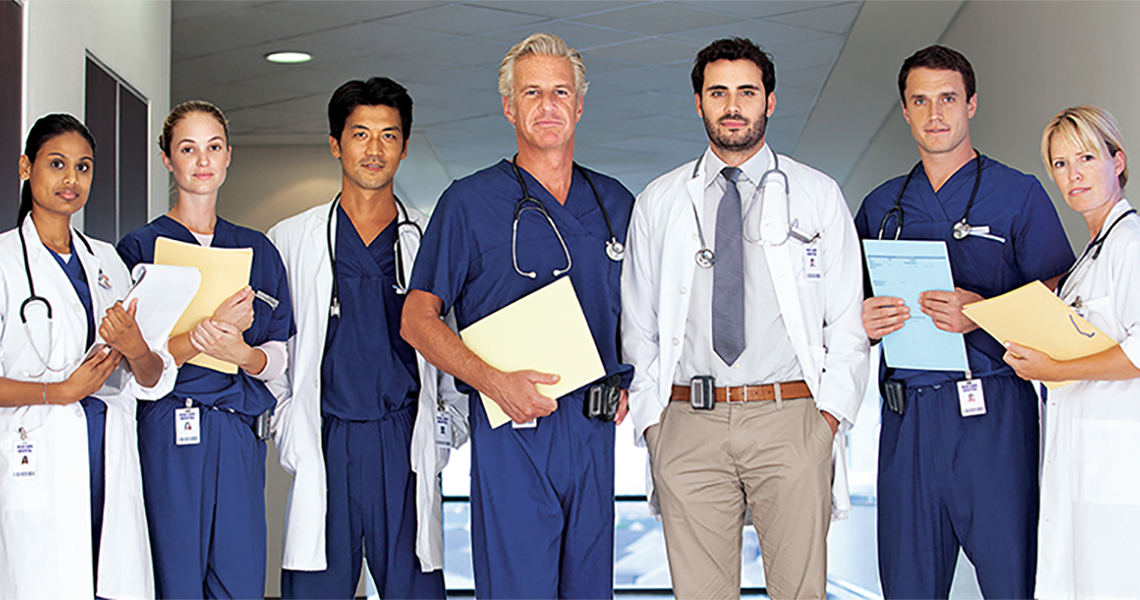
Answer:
[
  {"left": 498, "top": 33, "right": 588, "bottom": 99},
  {"left": 1042, "top": 105, "right": 1128, "bottom": 188},
  {"left": 159, "top": 100, "right": 229, "bottom": 157}
]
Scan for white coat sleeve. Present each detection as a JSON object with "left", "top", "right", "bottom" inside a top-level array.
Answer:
[
  {"left": 621, "top": 188, "right": 666, "bottom": 446},
  {"left": 812, "top": 180, "right": 870, "bottom": 429}
]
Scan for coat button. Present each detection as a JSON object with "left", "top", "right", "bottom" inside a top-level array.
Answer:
[
  {"left": 672, "top": 338, "right": 679, "bottom": 346},
  {"left": 679, "top": 286, "right": 687, "bottom": 294}
]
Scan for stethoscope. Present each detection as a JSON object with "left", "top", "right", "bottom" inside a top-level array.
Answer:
[
  {"left": 17, "top": 218, "right": 101, "bottom": 375},
  {"left": 878, "top": 151, "right": 985, "bottom": 241},
  {"left": 326, "top": 193, "right": 424, "bottom": 318},
  {"left": 1057, "top": 207, "right": 1137, "bottom": 311},
  {"left": 690, "top": 149, "right": 818, "bottom": 269},
  {"left": 509, "top": 156, "right": 623, "bottom": 279}
]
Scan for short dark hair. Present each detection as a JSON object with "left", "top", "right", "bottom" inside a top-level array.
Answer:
[
  {"left": 691, "top": 37, "right": 776, "bottom": 97},
  {"left": 328, "top": 77, "right": 413, "bottom": 144},
  {"left": 20, "top": 114, "right": 96, "bottom": 226},
  {"left": 898, "top": 45, "right": 976, "bottom": 103}
]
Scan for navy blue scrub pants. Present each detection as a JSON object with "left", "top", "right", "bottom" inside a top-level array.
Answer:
[
  {"left": 138, "top": 398, "right": 267, "bottom": 599},
  {"left": 877, "top": 375, "right": 1037, "bottom": 599},
  {"left": 281, "top": 409, "right": 445, "bottom": 599},
  {"left": 469, "top": 392, "right": 615, "bottom": 599},
  {"left": 81, "top": 397, "right": 106, "bottom": 580}
]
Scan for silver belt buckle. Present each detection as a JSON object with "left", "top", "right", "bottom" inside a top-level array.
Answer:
[{"left": 727, "top": 386, "right": 745, "bottom": 404}]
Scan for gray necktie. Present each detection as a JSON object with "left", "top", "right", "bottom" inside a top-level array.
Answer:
[{"left": 713, "top": 166, "right": 746, "bottom": 365}]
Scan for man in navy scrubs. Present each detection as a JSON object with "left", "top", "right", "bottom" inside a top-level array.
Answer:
[
  {"left": 402, "top": 33, "right": 634, "bottom": 599},
  {"left": 855, "top": 45, "right": 1074, "bottom": 599},
  {"left": 269, "top": 77, "right": 457, "bottom": 599}
]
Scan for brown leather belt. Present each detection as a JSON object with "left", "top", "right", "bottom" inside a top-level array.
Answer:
[{"left": 671, "top": 380, "right": 812, "bottom": 403}]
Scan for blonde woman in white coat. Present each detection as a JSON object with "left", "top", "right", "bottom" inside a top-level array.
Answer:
[
  {"left": 0, "top": 114, "right": 176, "bottom": 599},
  {"left": 1005, "top": 105, "right": 1140, "bottom": 600}
]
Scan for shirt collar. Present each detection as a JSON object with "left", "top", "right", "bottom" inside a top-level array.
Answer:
[{"left": 702, "top": 144, "right": 773, "bottom": 189}]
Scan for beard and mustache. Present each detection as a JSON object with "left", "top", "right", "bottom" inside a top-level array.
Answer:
[{"left": 702, "top": 103, "right": 768, "bottom": 154}]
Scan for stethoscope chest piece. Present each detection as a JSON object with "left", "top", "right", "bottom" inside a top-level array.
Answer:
[
  {"left": 695, "top": 248, "right": 715, "bottom": 269},
  {"left": 606, "top": 239, "right": 625, "bottom": 262},
  {"left": 952, "top": 220, "right": 971, "bottom": 240}
]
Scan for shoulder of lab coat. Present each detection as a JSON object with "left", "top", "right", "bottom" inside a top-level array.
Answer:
[
  {"left": 0, "top": 224, "right": 155, "bottom": 598},
  {"left": 266, "top": 200, "right": 334, "bottom": 571},
  {"left": 266, "top": 199, "right": 468, "bottom": 572}
]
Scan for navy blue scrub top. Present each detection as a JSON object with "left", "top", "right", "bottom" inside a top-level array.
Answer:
[
  {"left": 47, "top": 241, "right": 94, "bottom": 348},
  {"left": 321, "top": 205, "right": 418, "bottom": 421},
  {"left": 855, "top": 156, "right": 1075, "bottom": 386},
  {"left": 409, "top": 160, "right": 634, "bottom": 394},
  {"left": 117, "top": 216, "right": 295, "bottom": 416}
]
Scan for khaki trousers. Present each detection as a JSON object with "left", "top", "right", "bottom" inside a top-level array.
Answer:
[{"left": 646, "top": 398, "right": 832, "bottom": 600}]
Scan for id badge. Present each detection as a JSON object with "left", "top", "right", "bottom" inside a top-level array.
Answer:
[
  {"left": 434, "top": 411, "right": 452, "bottom": 447},
  {"left": 804, "top": 244, "right": 822, "bottom": 280},
  {"left": 176, "top": 407, "right": 201, "bottom": 445},
  {"left": 11, "top": 439, "right": 36, "bottom": 479},
  {"left": 957, "top": 379, "right": 986, "bottom": 417}
]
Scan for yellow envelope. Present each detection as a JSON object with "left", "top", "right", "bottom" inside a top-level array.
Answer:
[
  {"left": 460, "top": 277, "right": 605, "bottom": 428},
  {"left": 963, "top": 280, "right": 1117, "bottom": 389},
  {"left": 154, "top": 237, "right": 253, "bottom": 374}
]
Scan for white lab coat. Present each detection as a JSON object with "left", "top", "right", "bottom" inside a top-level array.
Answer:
[
  {"left": 0, "top": 217, "right": 176, "bottom": 599},
  {"left": 1037, "top": 199, "right": 1140, "bottom": 600},
  {"left": 267, "top": 199, "right": 468, "bottom": 573},
  {"left": 622, "top": 146, "right": 869, "bottom": 519}
]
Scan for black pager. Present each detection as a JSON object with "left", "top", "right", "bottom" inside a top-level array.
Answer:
[
  {"left": 690, "top": 375, "right": 715, "bottom": 410},
  {"left": 584, "top": 374, "right": 621, "bottom": 421},
  {"left": 884, "top": 379, "right": 906, "bottom": 415},
  {"left": 256, "top": 411, "right": 273, "bottom": 441}
]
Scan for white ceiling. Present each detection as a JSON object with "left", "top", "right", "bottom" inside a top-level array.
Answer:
[{"left": 172, "top": 0, "right": 863, "bottom": 191}]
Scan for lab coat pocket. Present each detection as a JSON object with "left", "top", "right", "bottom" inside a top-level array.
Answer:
[
  {"left": 1073, "top": 418, "right": 1140, "bottom": 506},
  {"left": 1080, "top": 296, "right": 1119, "bottom": 340}
]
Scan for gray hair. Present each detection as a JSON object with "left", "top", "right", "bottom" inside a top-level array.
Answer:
[{"left": 498, "top": 32, "right": 588, "bottom": 99}]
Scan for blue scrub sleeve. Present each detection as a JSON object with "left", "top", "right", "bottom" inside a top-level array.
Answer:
[
  {"left": 408, "top": 186, "right": 472, "bottom": 314},
  {"left": 257, "top": 242, "right": 296, "bottom": 342},
  {"left": 1010, "top": 181, "right": 1075, "bottom": 282}
]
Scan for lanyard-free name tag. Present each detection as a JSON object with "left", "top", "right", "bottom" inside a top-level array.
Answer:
[
  {"left": 11, "top": 440, "right": 36, "bottom": 479},
  {"left": 957, "top": 378, "right": 986, "bottom": 417},
  {"left": 804, "top": 245, "right": 822, "bottom": 280},
  {"left": 176, "top": 407, "right": 201, "bottom": 445},
  {"left": 434, "top": 412, "right": 452, "bottom": 447}
]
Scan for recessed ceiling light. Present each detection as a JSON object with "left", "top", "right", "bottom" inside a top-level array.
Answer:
[{"left": 265, "top": 51, "right": 311, "bottom": 64}]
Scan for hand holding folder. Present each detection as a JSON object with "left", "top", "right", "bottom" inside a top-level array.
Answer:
[
  {"left": 963, "top": 281, "right": 1117, "bottom": 388},
  {"left": 154, "top": 237, "right": 253, "bottom": 374},
  {"left": 460, "top": 277, "right": 606, "bottom": 428}
]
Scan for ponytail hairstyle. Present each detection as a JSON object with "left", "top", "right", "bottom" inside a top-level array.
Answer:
[{"left": 18, "top": 114, "right": 97, "bottom": 227}]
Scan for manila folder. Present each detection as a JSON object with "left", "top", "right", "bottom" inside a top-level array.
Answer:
[
  {"left": 963, "top": 280, "right": 1117, "bottom": 389},
  {"left": 459, "top": 277, "right": 605, "bottom": 428},
  {"left": 154, "top": 237, "right": 253, "bottom": 374}
]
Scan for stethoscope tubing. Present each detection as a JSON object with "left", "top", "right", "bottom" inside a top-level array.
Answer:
[
  {"left": 326, "top": 194, "right": 423, "bottom": 318},
  {"left": 16, "top": 217, "right": 97, "bottom": 375},
  {"left": 878, "top": 151, "right": 985, "bottom": 241},
  {"left": 688, "top": 148, "right": 811, "bottom": 269},
  {"left": 509, "top": 157, "right": 622, "bottom": 280}
]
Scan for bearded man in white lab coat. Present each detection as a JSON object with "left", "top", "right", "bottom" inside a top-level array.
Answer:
[{"left": 622, "top": 37, "right": 869, "bottom": 599}]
